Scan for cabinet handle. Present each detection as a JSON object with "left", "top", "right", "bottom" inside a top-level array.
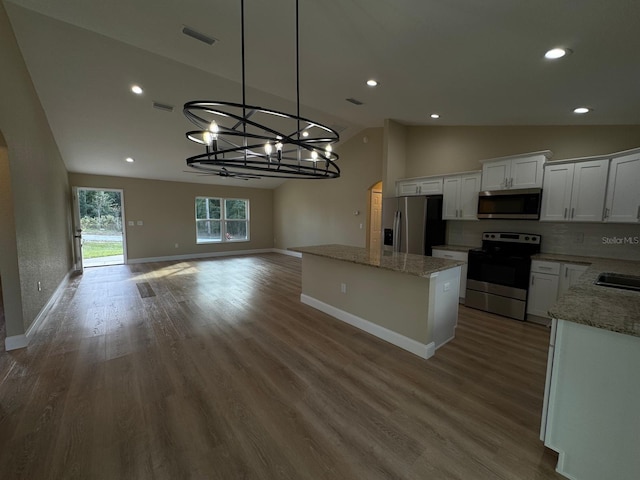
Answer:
[
  {"left": 637, "top": 205, "right": 640, "bottom": 220},
  {"left": 510, "top": 177, "right": 514, "bottom": 188},
  {"left": 460, "top": 208, "right": 463, "bottom": 217},
  {"left": 565, "top": 267, "right": 569, "bottom": 278},
  {"left": 604, "top": 207, "right": 609, "bottom": 219},
  {"left": 531, "top": 276, "right": 535, "bottom": 286},
  {"left": 539, "top": 266, "right": 553, "bottom": 270},
  {"left": 564, "top": 208, "right": 568, "bottom": 219},
  {"left": 571, "top": 208, "right": 575, "bottom": 219}
]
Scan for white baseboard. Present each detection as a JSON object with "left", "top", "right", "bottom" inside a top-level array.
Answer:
[
  {"left": 127, "top": 248, "right": 274, "bottom": 264},
  {"left": 272, "top": 248, "right": 302, "bottom": 258},
  {"left": 300, "top": 294, "right": 435, "bottom": 360},
  {"left": 5, "top": 334, "right": 28, "bottom": 351},
  {"left": 5, "top": 268, "right": 74, "bottom": 351}
]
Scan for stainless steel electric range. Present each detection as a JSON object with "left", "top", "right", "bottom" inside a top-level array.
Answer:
[{"left": 465, "top": 232, "right": 541, "bottom": 320}]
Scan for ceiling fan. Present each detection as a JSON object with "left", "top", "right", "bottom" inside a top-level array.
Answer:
[{"left": 182, "top": 167, "right": 261, "bottom": 180}]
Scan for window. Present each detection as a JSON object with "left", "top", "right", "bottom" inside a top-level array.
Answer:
[{"left": 196, "top": 197, "right": 249, "bottom": 243}]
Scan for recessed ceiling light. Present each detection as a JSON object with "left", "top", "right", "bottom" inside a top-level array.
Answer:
[
  {"left": 430, "top": 114, "right": 440, "bottom": 119},
  {"left": 545, "top": 48, "right": 571, "bottom": 59},
  {"left": 366, "top": 79, "right": 378, "bottom": 87},
  {"left": 125, "top": 157, "right": 135, "bottom": 163},
  {"left": 131, "top": 85, "right": 143, "bottom": 95},
  {"left": 573, "top": 107, "right": 591, "bottom": 114}
]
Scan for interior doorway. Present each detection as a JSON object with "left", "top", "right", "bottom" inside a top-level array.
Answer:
[
  {"left": 73, "top": 187, "right": 127, "bottom": 269},
  {"left": 368, "top": 181, "right": 383, "bottom": 251}
]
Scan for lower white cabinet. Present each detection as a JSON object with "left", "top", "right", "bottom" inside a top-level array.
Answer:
[
  {"left": 432, "top": 249, "right": 468, "bottom": 301},
  {"left": 527, "top": 273, "right": 559, "bottom": 318},
  {"left": 558, "top": 263, "right": 588, "bottom": 297},
  {"left": 527, "top": 260, "right": 589, "bottom": 319}
]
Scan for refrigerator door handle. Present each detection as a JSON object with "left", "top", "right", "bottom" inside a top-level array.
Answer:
[{"left": 392, "top": 211, "right": 401, "bottom": 252}]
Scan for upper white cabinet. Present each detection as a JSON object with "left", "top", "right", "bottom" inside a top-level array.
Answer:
[
  {"left": 604, "top": 152, "right": 640, "bottom": 223},
  {"left": 396, "top": 176, "right": 443, "bottom": 196},
  {"left": 442, "top": 172, "right": 481, "bottom": 220},
  {"left": 540, "top": 158, "right": 609, "bottom": 222},
  {"left": 480, "top": 151, "right": 550, "bottom": 191}
]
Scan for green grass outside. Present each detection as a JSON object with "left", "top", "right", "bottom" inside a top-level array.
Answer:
[{"left": 83, "top": 241, "right": 123, "bottom": 259}]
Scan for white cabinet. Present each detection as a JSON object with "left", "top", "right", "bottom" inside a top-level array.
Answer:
[
  {"left": 527, "top": 261, "right": 560, "bottom": 318},
  {"left": 558, "top": 263, "right": 588, "bottom": 297},
  {"left": 540, "top": 158, "right": 609, "bottom": 222},
  {"left": 527, "top": 260, "right": 589, "bottom": 319},
  {"left": 396, "top": 177, "right": 443, "bottom": 196},
  {"left": 432, "top": 249, "right": 468, "bottom": 301},
  {"left": 442, "top": 172, "right": 481, "bottom": 220},
  {"left": 604, "top": 152, "right": 640, "bottom": 223},
  {"left": 480, "top": 151, "right": 549, "bottom": 191}
]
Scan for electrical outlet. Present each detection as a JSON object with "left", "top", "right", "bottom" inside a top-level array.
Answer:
[
  {"left": 340, "top": 283, "right": 347, "bottom": 294},
  {"left": 444, "top": 282, "right": 450, "bottom": 292}
]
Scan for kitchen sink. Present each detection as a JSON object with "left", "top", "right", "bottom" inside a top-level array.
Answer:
[{"left": 594, "top": 272, "right": 640, "bottom": 292}]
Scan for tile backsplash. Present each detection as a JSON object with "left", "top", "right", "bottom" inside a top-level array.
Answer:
[{"left": 447, "top": 220, "right": 640, "bottom": 261}]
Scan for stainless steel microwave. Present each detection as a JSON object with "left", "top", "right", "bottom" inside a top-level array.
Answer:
[{"left": 477, "top": 188, "right": 542, "bottom": 219}]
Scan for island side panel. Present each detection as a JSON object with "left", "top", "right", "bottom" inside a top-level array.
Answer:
[
  {"left": 301, "top": 254, "right": 431, "bottom": 345},
  {"left": 427, "top": 265, "right": 461, "bottom": 349},
  {"left": 545, "top": 319, "right": 640, "bottom": 480}
]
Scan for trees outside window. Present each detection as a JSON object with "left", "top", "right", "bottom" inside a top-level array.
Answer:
[{"left": 196, "top": 197, "right": 249, "bottom": 243}]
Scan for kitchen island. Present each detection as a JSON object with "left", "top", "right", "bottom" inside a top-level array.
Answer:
[
  {"left": 539, "top": 254, "right": 640, "bottom": 480},
  {"left": 289, "top": 244, "right": 463, "bottom": 359}
]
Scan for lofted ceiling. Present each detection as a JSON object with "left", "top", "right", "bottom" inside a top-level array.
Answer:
[{"left": 5, "top": 0, "right": 640, "bottom": 189}]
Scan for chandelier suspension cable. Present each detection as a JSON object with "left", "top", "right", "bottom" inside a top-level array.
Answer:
[
  {"left": 295, "top": 0, "right": 301, "bottom": 166},
  {"left": 241, "top": 0, "right": 247, "bottom": 165}
]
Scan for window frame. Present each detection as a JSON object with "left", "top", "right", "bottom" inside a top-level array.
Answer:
[{"left": 195, "top": 196, "right": 250, "bottom": 244}]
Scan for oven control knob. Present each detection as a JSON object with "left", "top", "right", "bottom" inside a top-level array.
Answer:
[
  {"left": 490, "top": 234, "right": 495, "bottom": 238},
  {"left": 525, "top": 236, "right": 530, "bottom": 241},
  {"left": 532, "top": 236, "right": 537, "bottom": 242}
]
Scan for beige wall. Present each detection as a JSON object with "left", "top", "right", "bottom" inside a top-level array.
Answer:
[
  {"left": 382, "top": 119, "right": 407, "bottom": 197},
  {"left": 405, "top": 125, "right": 640, "bottom": 177},
  {"left": 273, "top": 128, "right": 383, "bottom": 250},
  {"left": 69, "top": 174, "right": 274, "bottom": 260},
  {"left": 0, "top": 3, "right": 72, "bottom": 337}
]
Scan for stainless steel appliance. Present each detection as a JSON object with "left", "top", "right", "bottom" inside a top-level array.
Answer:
[
  {"left": 382, "top": 196, "right": 446, "bottom": 256},
  {"left": 477, "top": 188, "right": 542, "bottom": 219},
  {"left": 466, "top": 232, "right": 541, "bottom": 320}
]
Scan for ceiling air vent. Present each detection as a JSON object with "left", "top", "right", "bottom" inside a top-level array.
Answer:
[
  {"left": 152, "top": 101, "right": 175, "bottom": 113},
  {"left": 346, "top": 98, "right": 363, "bottom": 106},
  {"left": 182, "top": 26, "right": 216, "bottom": 46}
]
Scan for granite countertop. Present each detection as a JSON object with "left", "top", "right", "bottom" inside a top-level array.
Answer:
[
  {"left": 541, "top": 253, "right": 640, "bottom": 338},
  {"left": 289, "top": 244, "right": 464, "bottom": 278},
  {"left": 432, "top": 244, "right": 478, "bottom": 253}
]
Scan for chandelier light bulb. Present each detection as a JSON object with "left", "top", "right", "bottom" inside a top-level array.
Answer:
[
  {"left": 302, "top": 131, "right": 309, "bottom": 137},
  {"left": 276, "top": 142, "right": 283, "bottom": 161},
  {"left": 310, "top": 150, "right": 318, "bottom": 161},
  {"left": 325, "top": 144, "right": 332, "bottom": 158},
  {"left": 203, "top": 131, "right": 213, "bottom": 146},
  {"left": 264, "top": 142, "right": 273, "bottom": 155},
  {"left": 209, "top": 120, "right": 219, "bottom": 136}
]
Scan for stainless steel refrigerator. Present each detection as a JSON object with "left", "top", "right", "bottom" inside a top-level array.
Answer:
[{"left": 382, "top": 196, "right": 446, "bottom": 256}]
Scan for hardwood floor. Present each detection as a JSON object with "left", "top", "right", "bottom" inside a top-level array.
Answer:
[{"left": 0, "top": 254, "right": 563, "bottom": 479}]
